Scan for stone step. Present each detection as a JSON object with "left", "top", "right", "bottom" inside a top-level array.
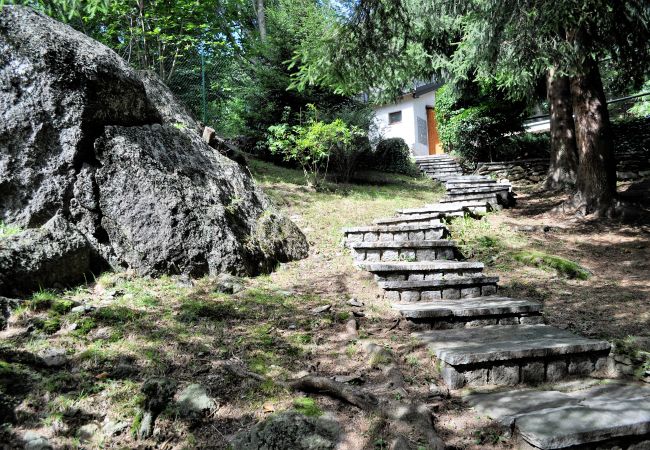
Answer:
[
  {"left": 422, "top": 167, "right": 463, "bottom": 174},
  {"left": 380, "top": 276, "right": 499, "bottom": 302},
  {"left": 342, "top": 224, "right": 448, "bottom": 246},
  {"left": 416, "top": 325, "right": 611, "bottom": 389},
  {"left": 446, "top": 185, "right": 512, "bottom": 195},
  {"left": 415, "top": 155, "right": 455, "bottom": 161},
  {"left": 374, "top": 210, "right": 472, "bottom": 226},
  {"left": 418, "top": 164, "right": 458, "bottom": 169},
  {"left": 397, "top": 201, "right": 488, "bottom": 216},
  {"left": 444, "top": 176, "right": 493, "bottom": 182},
  {"left": 465, "top": 381, "right": 650, "bottom": 450},
  {"left": 393, "top": 296, "right": 544, "bottom": 329},
  {"left": 359, "top": 260, "right": 484, "bottom": 279},
  {"left": 441, "top": 192, "right": 514, "bottom": 206},
  {"left": 350, "top": 240, "right": 459, "bottom": 262},
  {"left": 446, "top": 177, "right": 496, "bottom": 185},
  {"left": 446, "top": 181, "right": 498, "bottom": 189}
]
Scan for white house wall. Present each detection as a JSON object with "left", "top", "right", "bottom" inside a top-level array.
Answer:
[{"left": 372, "top": 90, "right": 436, "bottom": 157}]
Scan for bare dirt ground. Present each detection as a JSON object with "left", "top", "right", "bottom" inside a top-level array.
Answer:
[{"left": 491, "top": 182, "right": 650, "bottom": 343}]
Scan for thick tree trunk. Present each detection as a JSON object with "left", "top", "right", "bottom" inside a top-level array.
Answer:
[
  {"left": 570, "top": 57, "right": 617, "bottom": 215},
  {"left": 256, "top": 0, "right": 267, "bottom": 41},
  {"left": 545, "top": 68, "right": 578, "bottom": 190}
]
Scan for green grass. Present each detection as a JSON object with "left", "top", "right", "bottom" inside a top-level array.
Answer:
[
  {"left": 0, "top": 221, "right": 22, "bottom": 238},
  {"left": 293, "top": 396, "right": 323, "bottom": 417},
  {"left": 449, "top": 215, "right": 590, "bottom": 279},
  {"left": 513, "top": 250, "right": 591, "bottom": 280},
  {"left": 249, "top": 158, "right": 445, "bottom": 251}
]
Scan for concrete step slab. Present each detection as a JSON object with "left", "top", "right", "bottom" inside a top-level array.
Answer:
[
  {"left": 441, "top": 193, "right": 512, "bottom": 205},
  {"left": 444, "top": 176, "right": 493, "bottom": 182},
  {"left": 398, "top": 202, "right": 488, "bottom": 215},
  {"left": 465, "top": 381, "right": 650, "bottom": 449},
  {"left": 446, "top": 185, "right": 512, "bottom": 195},
  {"left": 417, "top": 325, "right": 611, "bottom": 366},
  {"left": 374, "top": 210, "right": 475, "bottom": 226},
  {"left": 393, "top": 296, "right": 542, "bottom": 319}
]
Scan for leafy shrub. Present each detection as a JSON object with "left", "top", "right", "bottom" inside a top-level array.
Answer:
[
  {"left": 436, "top": 84, "right": 527, "bottom": 163},
  {"left": 367, "top": 138, "right": 419, "bottom": 176},
  {"left": 267, "top": 105, "right": 365, "bottom": 186}
]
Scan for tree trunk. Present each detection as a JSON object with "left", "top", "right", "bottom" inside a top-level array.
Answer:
[
  {"left": 570, "top": 56, "right": 617, "bottom": 214},
  {"left": 256, "top": 0, "right": 267, "bottom": 41},
  {"left": 545, "top": 68, "right": 578, "bottom": 190}
]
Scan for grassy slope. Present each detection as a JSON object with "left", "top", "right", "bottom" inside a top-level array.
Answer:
[{"left": 2, "top": 161, "right": 462, "bottom": 449}]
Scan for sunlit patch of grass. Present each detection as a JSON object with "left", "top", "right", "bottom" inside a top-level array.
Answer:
[
  {"left": 293, "top": 396, "right": 322, "bottom": 417},
  {"left": 345, "top": 343, "right": 357, "bottom": 358},
  {"left": 0, "top": 221, "right": 22, "bottom": 238},
  {"left": 448, "top": 215, "right": 527, "bottom": 266},
  {"left": 28, "top": 290, "right": 61, "bottom": 311},
  {"left": 513, "top": 250, "right": 591, "bottom": 280}
]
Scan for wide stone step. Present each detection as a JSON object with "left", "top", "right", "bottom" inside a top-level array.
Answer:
[
  {"left": 446, "top": 185, "right": 512, "bottom": 195},
  {"left": 446, "top": 179, "right": 497, "bottom": 187},
  {"left": 422, "top": 167, "right": 463, "bottom": 174},
  {"left": 445, "top": 182, "right": 499, "bottom": 190},
  {"left": 465, "top": 382, "right": 650, "bottom": 450},
  {"left": 393, "top": 296, "right": 544, "bottom": 329},
  {"left": 441, "top": 192, "right": 514, "bottom": 206},
  {"left": 380, "top": 276, "right": 499, "bottom": 302},
  {"left": 444, "top": 176, "right": 493, "bottom": 182},
  {"left": 342, "top": 224, "right": 448, "bottom": 245},
  {"left": 416, "top": 325, "right": 611, "bottom": 388},
  {"left": 359, "top": 260, "right": 483, "bottom": 279},
  {"left": 350, "top": 240, "right": 458, "bottom": 262},
  {"left": 415, "top": 155, "right": 455, "bottom": 161},
  {"left": 397, "top": 201, "right": 488, "bottom": 216},
  {"left": 374, "top": 210, "right": 474, "bottom": 226},
  {"left": 419, "top": 163, "right": 463, "bottom": 170}
]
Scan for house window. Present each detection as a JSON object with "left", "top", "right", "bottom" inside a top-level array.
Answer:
[{"left": 388, "top": 111, "right": 402, "bottom": 125}]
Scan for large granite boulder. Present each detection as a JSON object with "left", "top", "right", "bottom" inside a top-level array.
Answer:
[{"left": 0, "top": 6, "right": 307, "bottom": 295}]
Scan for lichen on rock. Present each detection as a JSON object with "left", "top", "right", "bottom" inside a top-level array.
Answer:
[{"left": 0, "top": 6, "right": 308, "bottom": 295}]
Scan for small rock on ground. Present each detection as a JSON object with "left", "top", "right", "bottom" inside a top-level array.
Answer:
[
  {"left": 231, "top": 411, "right": 340, "bottom": 450},
  {"left": 176, "top": 384, "right": 216, "bottom": 419}
]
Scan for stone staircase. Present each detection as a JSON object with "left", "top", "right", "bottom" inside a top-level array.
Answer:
[
  {"left": 415, "top": 154, "right": 464, "bottom": 181},
  {"left": 342, "top": 173, "right": 650, "bottom": 449}
]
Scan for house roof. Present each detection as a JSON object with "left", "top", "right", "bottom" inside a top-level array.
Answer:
[{"left": 413, "top": 81, "right": 444, "bottom": 98}]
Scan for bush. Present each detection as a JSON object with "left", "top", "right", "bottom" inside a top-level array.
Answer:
[
  {"left": 267, "top": 105, "right": 365, "bottom": 186},
  {"left": 436, "top": 84, "right": 527, "bottom": 163},
  {"left": 367, "top": 138, "right": 419, "bottom": 176}
]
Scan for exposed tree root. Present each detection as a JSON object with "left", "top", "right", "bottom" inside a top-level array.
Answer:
[{"left": 224, "top": 339, "right": 444, "bottom": 450}]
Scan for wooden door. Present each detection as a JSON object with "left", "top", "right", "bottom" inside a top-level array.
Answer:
[{"left": 426, "top": 107, "right": 444, "bottom": 155}]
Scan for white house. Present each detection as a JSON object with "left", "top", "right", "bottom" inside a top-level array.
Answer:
[{"left": 372, "top": 82, "right": 444, "bottom": 157}]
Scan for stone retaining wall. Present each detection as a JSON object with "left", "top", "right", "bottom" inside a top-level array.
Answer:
[{"left": 475, "top": 153, "right": 650, "bottom": 184}]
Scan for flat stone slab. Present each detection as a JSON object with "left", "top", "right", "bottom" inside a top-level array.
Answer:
[
  {"left": 415, "top": 325, "right": 611, "bottom": 365},
  {"left": 393, "top": 296, "right": 541, "bottom": 318},
  {"left": 447, "top": 186, "right": 512, "bottom": 195},
  {"left": 360, "top": 261, "right": 484, "bottom": 272},
  {"left": 350, "top": 239, "right": 457, "bottom": 250},
  {"left": 444, "top": 176, "right": 492, "bottom": 182},
  {"left": 374, "top": 213, "right": 449, "bottom": 225},
  {"left": 342, "top": 224, "right": 447, "bottom": 234},
  {"left": 441, "top": 194, "right": 503, "bottom": 203},
  {"left": 446, "top": 179, "right": 497, "bottom": 186},
  {"left": 397, "top": 202, "right": 487, "bottom": 215},
  {"left": 465, "top": 382, "right": 650, "bottom": 449},
  {"left": 379, "top": 275, "right": 498, "bottom": 290}
]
